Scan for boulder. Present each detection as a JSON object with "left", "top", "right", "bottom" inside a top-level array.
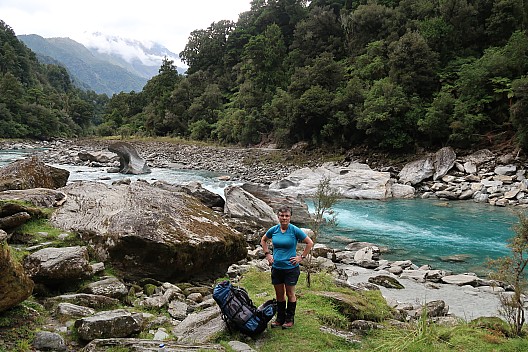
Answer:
[
  {"left": 0, "top": 156, "right": 69, "bottom": 191},
  {"left": 44, "top": 293, "right": 121, "bottom": 310},
  {"left": 240, "top": 183, "right": 313, "bottom": 225},
  {"left": 50, "top": 181, "right": 247, "bottom": 282},
  {"left": 0, "top": 188, "right": 67, "bottom": 208},
  {"left": 0, "top": 240, "right": 34, "bottom": 312},
  {"left": 433, "top": 147, "right": 456, "bottom": 180},
  {"left": 153, "top": 181, "right": 225, "bottom": 209},
  {"left": 224, "top": 185, "right": 278, "bottom": 227},
  {"left": 172, "top": 305, "right": 225, "bottom": 343},
  {"left": 80, "top": 277, "right": 128, "bottom": 299},
  {"left": 398, "top": 157, "right": 435, "bottom": 185},
  {"left": 23, "top": 246, "right": 93, "bottom": 283},
  {"left": 81, "top": 339, "right": 224, "bottom": 352},
  {"left": 270, "top": 162, "right": 392, "bottom": 199},
  {"left": 368, "top": 275, "right": 404, "bottom": 289},
  {"left": 108, "top": 142, "right": 151, "bottom": 175},
  {"left": 74, "top": 309, "right": 142, "bottom": 341},
  {"left": 32, "top": 331, "right": 67, "bottom": 352}
]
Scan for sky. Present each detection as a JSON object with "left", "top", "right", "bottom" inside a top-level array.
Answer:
[{"left": 0, "top": 0, "right": 252, "bottom": 56}]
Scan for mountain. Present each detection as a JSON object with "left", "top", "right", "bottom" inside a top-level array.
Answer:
[{"left": 18, "top": 34, "right": 183, "bottom": 96}]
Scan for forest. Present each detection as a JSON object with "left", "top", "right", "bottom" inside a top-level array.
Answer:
[{"left": 2, "top": 0, "right": 528, "bottom": 153}]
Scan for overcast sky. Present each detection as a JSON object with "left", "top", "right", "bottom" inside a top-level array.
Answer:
[{"left": 0, "top": 0, "right": 252, "bottom": 54}]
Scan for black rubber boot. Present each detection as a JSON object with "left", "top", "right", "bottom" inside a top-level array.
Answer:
[
  {"left": 282, "top": 301, "right": 297, "bottom": 329},
  {"left": 271, "top": 301, "right": 286, "bottom": 328}
]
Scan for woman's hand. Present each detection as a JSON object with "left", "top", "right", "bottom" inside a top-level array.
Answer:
[
  {"left": 266, "top": 253, "right": 274, "bottom": 266},
  {"left": 289, "top": 255, "right": 303, "bottom": 265}
]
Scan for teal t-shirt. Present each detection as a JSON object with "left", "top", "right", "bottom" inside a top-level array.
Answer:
[{"left": 265, "top": 224, "right": 307, "bottom": 269}]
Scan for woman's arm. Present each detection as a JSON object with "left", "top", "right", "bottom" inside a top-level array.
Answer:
[{"left": 260, "top": 234, "right": 273, "bottom": 265}]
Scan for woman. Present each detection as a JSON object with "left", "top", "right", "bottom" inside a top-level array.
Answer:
[{"left": 260, "top": 205, "right": 314, "bottom": 329}]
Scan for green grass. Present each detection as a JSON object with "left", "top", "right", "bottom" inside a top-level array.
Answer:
[
  {"left": 216, "top": 269, "right": 528, "bottom": 352},
  {"left": 0, "top": 299, "right": 47, "bottom": 352}
]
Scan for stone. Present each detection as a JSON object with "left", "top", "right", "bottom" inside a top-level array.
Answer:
[
  {"left": 270, "top": 162, "right": 392, "bottom": 199},
  {"left": 398, "top": 157, "right": 435, "bottom": 185},
  {"left": 0, "top": 242, "right": 34, "bottom": 312},
  {"left": 50, "top": 181, "right": 247, "bottom": 282},
  {"left": 81, "top": 277, "right": 128, "bottom": 299},
  {"left": 433, "top": 147, "right": 457, "bottom": 180},
  {"left": 32, "top": 331, "right": 67, "bottom": 352},
  {"left": 223, "top": 185, "right": 277, "bottom": 227},
  {"left": 23, "top": 246, "right": 92, "bottom": 283},
  {"left": 441, "top": 274, "right": 478, "bottom": 286},
  {"left": 55, "top": 302, "right": 96, "bottom": 321},
  {"left": 108, "top": 142, "right": 151, "bottom": 175},
  {"left": 368, "top": 275, "right": 404, "bottom": 289},
  {"left": 74, "top": 309, "right": 141, "bottom": 341},
  {"left": 0, "top": 156, "right": 69, "bottom": 191}
]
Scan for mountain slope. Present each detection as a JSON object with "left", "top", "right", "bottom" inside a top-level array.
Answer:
[{"left": 19, "top": 34, "right": 150, "bottom": 96}]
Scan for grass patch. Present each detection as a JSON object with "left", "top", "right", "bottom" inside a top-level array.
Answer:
[
  {"left": 0, "top": 299, "right": 47, "bottom": 352},
  {"left": 216, "top": 269, "right": 528, "bottom": 352}
]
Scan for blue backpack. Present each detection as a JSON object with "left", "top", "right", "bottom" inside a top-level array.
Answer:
[{"left": 213, "top": 280, "right": 276, "bottom": 336}]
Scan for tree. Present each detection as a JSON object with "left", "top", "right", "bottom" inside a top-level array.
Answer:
[
  {"left": 305, "top": 177, "right": 340, "bottom": 287},
  {"left": 488, "top": 212, "right": 528, "bottom": 337}
]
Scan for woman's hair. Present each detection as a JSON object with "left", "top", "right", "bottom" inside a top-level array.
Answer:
[{"left": 277, "top": 205, "right": 292, "bottom": 215}]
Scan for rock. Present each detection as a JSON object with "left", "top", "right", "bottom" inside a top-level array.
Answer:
[
  {"left": 270, "top": 162, "right": 392, "bottom": 199},
  {"left": 240, "top": 182, "right": 312, "bottom": 225},
  {"left": 23, "top": 246, "right": 93, "bottom": 284},
  {"left": 0, "top": 188, "right": 67, "bottom": 208},
  {"left": 433, "top": 147, "right": 456, "bottom": 180},
  {"left": 78, "top": 151, "right": 117, "bottom": 164},
  {"left": 439, "top": 254, "right": 472, "bottom": 263},
  {"left": 0, "top": 156, "right": 69, "bottom": 191},
  {"left": 80, "top": 339, "right": 224, "bottom": 351},
  {"left": 55, "top": 302, "right": 96, "bottom": 321},
  {"left": 441, "top": 274, "right": 479, "bottom": 286},
  {"left": 80, "top": 277, "right": 128, "bottom": 299},
  {"left": 398, "top": 157, "right": 435, "bottom": 185},
  {"left": 368, "top": 275, "right": 404, "bottom": 289},
  {"left": 108, "top": 142, "right": 151, "bottom": 175},
  {"left": 494, "top": 165, "right": 517, "bottom": 176},
  {"left": 416, "top": 300, "right": 449, "bottom": 318},
  {"left": 228, "top": 341, "right": 257, "bottom": 352},
  {"left": 44, "top": 293, "right": 121, "bottom": 310},
  {"left": 153, "top": 181, "right": 225, "bottom": 209},
  {"left": 172, "top": 305, "right": 225, "bottom": 343},
  {"left": 50, "top": 181, "right": 247, "bottom": 282},
  {"left": 0, "top": 211, "right": 31, "bottom": 230},
  {"left": 463, "top": 149, "right": 495, "bottom": 165},
  {"left": 354, "top": 246, "right": 380, "bottom": 262},
  {"left": 32, "top": 331, "right": 67, "bottom": 352},
  {"left": 0, "top": 241, "right": 34, "bottom": 312},
  {"left": 224, "top": 185, "right": 277, "bottom": 227},
  {"left": 75, "top": 309, "right": 142, "bottom": 341}
]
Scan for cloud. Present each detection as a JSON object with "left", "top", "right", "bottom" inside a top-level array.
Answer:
[{"left": 0, "top": 0, "right": 252, "bottom": 53}]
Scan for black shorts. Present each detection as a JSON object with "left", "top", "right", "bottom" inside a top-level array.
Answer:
[{"left": 271, "top": 266, "right": 301, "bottom": 286}]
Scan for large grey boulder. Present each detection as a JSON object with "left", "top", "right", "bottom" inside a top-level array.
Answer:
[
  {"left": 108, "top": 142, "right": 151, "bottom": 175},
  {"left": 80, "top": 277, "right": 128, "bottom": 299},
  {"left": 224, "top": 185, "right": 278, "bottom": 227},
  {"left": 75, "top": 309, "right": 142, "bottom": 341},
  {"left": 172, "top": 305, "right": 225, "bottom": 343},
  {"left": 23, "top": 246, "right": 93, "bottom": 284},
  {"left": 269, "top": 162, "right": 392, "bottom": 200},
  {"left": 0, "top": 188, "right": 67, "bottom": 208},
  {"left": 398, "top": 147, "right": 456, "bottom": 185},
  {"left": 0, "top": 156, "right": 69, "bottom": 191},
  {"left": 433, "top": 147, "right": 457, "bottom": 180},
  {"left": 398, "top": 158, "right": 435, "bottom": 185},
  {"left": 50, "top": 181, "right": 247, "bottom": 282},
  {"left": 240, "top": 183, "right": 312, "bottom": 225},
  {"left": 32, "top": 331, "right": 67, "bottom": 352},
  {"left": 0, "top": 238, "right": 34, "bottom": 312}
]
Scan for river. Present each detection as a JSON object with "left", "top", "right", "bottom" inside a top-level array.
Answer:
[{"left": 1, "top": 147, "right": 520, "bottom": 275}]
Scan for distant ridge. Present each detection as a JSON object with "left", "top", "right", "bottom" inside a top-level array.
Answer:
[{"left": 18, "top": 34, "right": 183, "bottom": 96}]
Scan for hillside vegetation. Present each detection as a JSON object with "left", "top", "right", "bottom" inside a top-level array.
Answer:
[{"left": 3, "top": 1, "right": 528, "bottom": 155}]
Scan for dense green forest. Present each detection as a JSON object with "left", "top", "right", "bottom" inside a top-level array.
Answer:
[
  {"left": 3, "top": 0, "right": 528, "bottom": 153},
  {"left": 0, "top": 20, "right": 108, "bottom": 139}
]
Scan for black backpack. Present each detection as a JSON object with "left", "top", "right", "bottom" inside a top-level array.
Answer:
[{"left": 213, "top": 280, "right": 277, "bottom": 336}]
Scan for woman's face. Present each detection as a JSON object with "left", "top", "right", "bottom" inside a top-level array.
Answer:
[{"left": 278, "top": 211, "right": 291, "bottom": 226}]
